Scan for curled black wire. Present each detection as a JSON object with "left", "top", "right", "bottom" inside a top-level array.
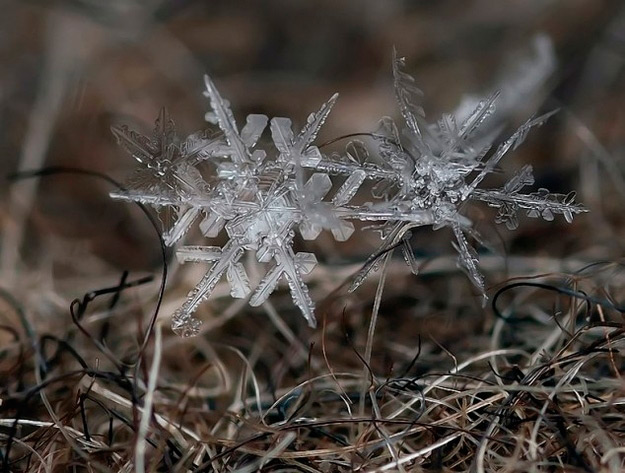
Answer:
[
  {"left": 491, "top": 280, "right": 625, "bottom": 324},
  {"left": 8, "top": 166, "right": 168, "bottom": 357},
  {"left": 4, "top": 166, "right": 169, "bottom": 471}
]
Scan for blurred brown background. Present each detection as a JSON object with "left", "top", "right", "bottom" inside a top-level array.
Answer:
[{"left": 1, "top": 0, "right": 624, "bottom": 295}]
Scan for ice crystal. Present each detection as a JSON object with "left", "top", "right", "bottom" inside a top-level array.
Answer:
[{"left": 111, "top": 52, "right": 587, "bottom": 336}]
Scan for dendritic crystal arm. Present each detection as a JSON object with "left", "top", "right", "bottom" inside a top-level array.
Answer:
[
  {"left": 111, "top": 108, "right": 173, "bottom": 167},
  {"left": 465, "top": 110, "right": 559, "bottom": 195},
  {"left": 473, "top": 186, "right": 586, "bottom": 230},
  {"left": 392, "top": 49, "right": 429, "bottom": 153},
  {"left": 271, "top": 94, "right": 338, "bottom": 201},
  {"left": 250, "top": 248, "right": 318, "bottom": 327},
  {"left": 203, "top": 75, "right": 268, "bottom": 167},
  {"left": 451, "top": 223, "right": 486, "bottom": 298},
  {"left": 172, "top": 240, "right": 245, "bottom": 337},
  {"left": 163, "top": 206, "right": 201, "bottom": 246},
  {"left": 203, "top": 75, "right": 249, "bottom": 165}
]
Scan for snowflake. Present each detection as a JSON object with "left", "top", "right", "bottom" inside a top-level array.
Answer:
[
  {"left": 305, "top": 51, "right": 586, "bottom": 297},
  {"left": 111, "top": 52, "right": 587, "bottom": 336},
  {"left": 113, "top": 75, "right": 353, "bottom": 336},
  {"left": 110, "top": 107, "right": 225, "bottom": 246}
]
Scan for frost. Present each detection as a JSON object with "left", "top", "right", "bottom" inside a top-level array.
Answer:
[{"left": 111, "top": 51, "right": 587, "bottom": 336}]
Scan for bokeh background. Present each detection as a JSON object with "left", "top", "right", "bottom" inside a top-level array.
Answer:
[{"left": 2, "top": 0, "right": 624, "bottom": 281}]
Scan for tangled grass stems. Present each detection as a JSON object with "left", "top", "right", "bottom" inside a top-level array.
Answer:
[{"left": 2, "top": 260, "right": 625, "bottom": 471}]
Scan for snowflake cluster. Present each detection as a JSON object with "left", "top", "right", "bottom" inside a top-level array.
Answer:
[{"left": 110, "top": 52, "right": 586, "bottom": 336}]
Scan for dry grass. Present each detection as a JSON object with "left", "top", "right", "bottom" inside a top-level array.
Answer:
[{"left": 2, "top": 249, "right": 625, "bottom": 471}]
